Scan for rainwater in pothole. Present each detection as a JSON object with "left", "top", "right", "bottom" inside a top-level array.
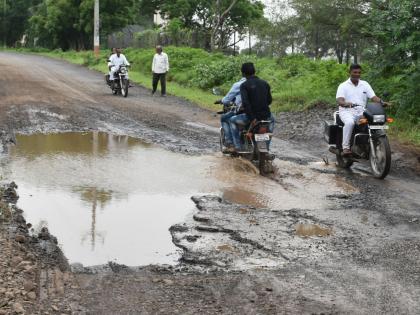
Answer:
[{"left": 0, "top": 132, "right": 291, "bottom": 266}]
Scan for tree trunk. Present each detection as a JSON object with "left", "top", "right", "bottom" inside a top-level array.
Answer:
[
  {"left": 210, "top": 0, "right": 238, "bottom": 51},
  {"left": 345, "top": 47, "right": 350, "bottom": 65}
]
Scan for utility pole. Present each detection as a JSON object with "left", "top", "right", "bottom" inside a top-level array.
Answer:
[
  {"left": 3, "top": 0, "right": 6, "bottom": 49},
  {"left": 248, "top": 28, "right": 251, "bottom": 55},
  {"left": 93, "top": 0, "right": 100, "bottom": 58}
]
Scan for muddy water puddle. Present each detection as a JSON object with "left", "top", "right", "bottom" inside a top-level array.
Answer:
[
  {"left": 295, "top": 224, "right": 332, "bottom": 238},
  {"left": 0, "top": 132, "right": 301, "bottom": 266}
]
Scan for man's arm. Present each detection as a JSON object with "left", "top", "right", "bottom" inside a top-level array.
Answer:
[
  {"left": 336, "top": 84, "right": 353, "bottom": 107},
  {"left": 152, "top": 55, "right": 155, "bottom": 73},
  {"left": 165, "top": 54, "right": 169, "bottom": 72},
  {"left": 365, "top": 82, "right": 382, "bottom": 103},
  {"left": 240, "top": 83, "right": 254, "bottom": 120},
  {"left": 267, "top": 83, "right": 272, "bottom": 106},
  {"left": 222, "top": 82, "right": 240, "bottom": 105},
  {"left": 123, "top": 55, "right": 130, "bottom": 66}
]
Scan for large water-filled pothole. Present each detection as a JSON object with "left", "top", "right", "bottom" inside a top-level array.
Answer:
[{"left": 2, "top": 132, "right": 294, "bottom": 266}]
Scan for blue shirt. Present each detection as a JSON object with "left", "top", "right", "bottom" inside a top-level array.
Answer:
[{"left": 222, "top": 78, "right": 246, "bottom": 108}]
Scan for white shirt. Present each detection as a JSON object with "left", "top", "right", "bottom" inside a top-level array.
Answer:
[
  {"left": 152, "top": 52, "right": 169, "bottom": 74},
  {"left": 109, "top": 53, "right": 130, "bottom": 68},
  {"left": 336, "top": 78, "right": 376, "bottom": 109}
]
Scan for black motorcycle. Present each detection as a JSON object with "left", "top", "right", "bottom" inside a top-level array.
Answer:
[
  {"left": 217, "top": 102, "right": 274, "bottom": 175},
  {"left": 105, "top": 64, "right": 130, "bottom": 97},
  {"left": 324, "top": 102, "right": 392, "bottom": 179}
]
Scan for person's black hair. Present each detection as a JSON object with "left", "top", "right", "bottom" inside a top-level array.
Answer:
[
  {"left": 349, "top": 64, "right": 362, "bottom": 71},
  {"left": 241, "top": 62, "right": 256, "bottom": 76}
]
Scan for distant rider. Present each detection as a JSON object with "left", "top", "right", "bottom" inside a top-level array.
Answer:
[
  {"left": 105, "top": 47, "right": 117, "bottom": 85},
  {"left": 108, "top": 48, "right": 130, "bottom": 84},
  {"left": 229, "top": 63, "right": 274, "bottom": 152},
  {"left": 215, "top": 77, "right": 246, "bottom": 153},
  {"left": 336, "top": 64, "right": 386, "bottom": 156}
]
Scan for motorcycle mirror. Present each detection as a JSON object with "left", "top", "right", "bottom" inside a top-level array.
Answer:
[{"left": 212, "top": 87, "right": 222, "bottom": 96}]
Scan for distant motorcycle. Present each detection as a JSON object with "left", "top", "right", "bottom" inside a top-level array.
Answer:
[
  {"left": 217, "top": 102, "right": 275, "bottom": 175},
  {"left": 324, "top": 102, "right": 393, "bottom": 179},
  {"left": 105, "top": 64, "right": 130, "bottom": 97}
]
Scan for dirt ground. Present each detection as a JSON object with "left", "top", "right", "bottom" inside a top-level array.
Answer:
[{"left": 0, "top": 52, "right": 419, "bottom": 315}]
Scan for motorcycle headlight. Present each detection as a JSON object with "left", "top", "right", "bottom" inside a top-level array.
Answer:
[{"left": 373, "top": 115, "right": 385, "bottom": 123}]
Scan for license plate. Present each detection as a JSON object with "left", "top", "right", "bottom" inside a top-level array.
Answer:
[
  {"left": 255, "top": 134, "right": 270, "bottom": 141},
  {"left": 370, "top": 125, "right": 389, "bottom": 130}
]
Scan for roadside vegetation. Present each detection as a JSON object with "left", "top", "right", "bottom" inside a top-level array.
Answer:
[
  {"left": 1, "top": 0, "right": 418, "bottom": 145},
  {"left": 13, "top": 46, "right": 415, "bottom": 146}
]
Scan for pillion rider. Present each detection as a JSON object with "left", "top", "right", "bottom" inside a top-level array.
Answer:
[
  {"left": 214, "top": 76, "right": 246, "bottom": 153},
  {"left": 336, "top": 64, "right": 388, "bottom": 156}
]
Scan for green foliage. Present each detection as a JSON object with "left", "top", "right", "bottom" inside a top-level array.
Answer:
[
  {"left": 134, "top": 30, "right": 160, "bottom": 48},
  {"left": 366, "top": 0, "right": 419, "bottom": 126},
  {"left": 120, "top": 47, "right": 349, "bottom": 111},
  {"left": 26, "top": 0, "right": 145, "bottom": 50},
  {"left": 0, "top": 0, "right": 41, "bottom": 47},
  {"left": 146, "top": 0, "right": 264, "bottom": 50}
]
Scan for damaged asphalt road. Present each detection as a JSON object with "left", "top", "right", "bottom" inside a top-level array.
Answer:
[{"left": 0, "top": 52, "right": 420, "bottom": 314}]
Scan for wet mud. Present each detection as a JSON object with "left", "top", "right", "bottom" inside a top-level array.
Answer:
[{"left": 0, "top": 52, "right": 419, "bottom": 314}]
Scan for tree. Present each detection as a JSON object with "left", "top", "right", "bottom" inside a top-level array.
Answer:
[
  {"left": 0, "top": 0, "right": 41, "bottom": 47},
  {"left": 367, "top": 0, "right": 420, "bottom": 120},
  {"left": 27, "top": 0, "right": 144, "bottom": 50},
  {"left": 145, "top": 0, "right": 264, "bottom": 51}
]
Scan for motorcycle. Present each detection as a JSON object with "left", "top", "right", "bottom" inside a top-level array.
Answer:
[
  {"left": 323, "top": 102, "right": 393, "bottom": 179},
  {"left": 217, "top": 101, "right": 275, "bottom": 175},
  {"left": 105, "top": 63, "right": 130, "bottom": 97}
]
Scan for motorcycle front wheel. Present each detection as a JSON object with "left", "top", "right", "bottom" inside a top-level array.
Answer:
[
  {"left": 336, "top": 153, "right": 354, "bottom": 169},
  {"left": 370, "top": 136, "right": 391, "bottom": 179},
  {"left": 121, "top": 78, "right": 129, "bottom": 97}
]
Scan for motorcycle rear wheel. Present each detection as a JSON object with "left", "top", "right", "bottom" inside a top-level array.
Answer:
[
  {"left": 370, "top": 136, "right": 391, "bottom": 179},
  {"left": 258, "top": 152, "right": 273, "bottom": 175}
]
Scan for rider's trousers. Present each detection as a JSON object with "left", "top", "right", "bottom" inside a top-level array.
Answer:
[
  {"left": 339, "top": 108, "right": 364, "bottom": 150},
  {"left": 229, "top": 114, "right": 250, "bottom": 150},
  {"left": 221, "top": 111, "right": 235, "bottom": 146}
]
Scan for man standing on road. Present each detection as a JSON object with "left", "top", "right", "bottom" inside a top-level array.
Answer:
[
  {"left": 228, "top": 63, "right": 273, "bottom": 152},
  {"left": 152, "top": 46, "right": 169, "bottom": 97},
  {"left": 336, "top": 64, "right": 385, "bottom": 156}
]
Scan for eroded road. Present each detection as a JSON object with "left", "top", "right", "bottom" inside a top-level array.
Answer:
[{"left": 0, "top": 52, "right": 420, "bottom": 314}]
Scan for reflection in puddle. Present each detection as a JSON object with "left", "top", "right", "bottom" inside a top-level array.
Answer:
[
  {"left": 295, "top": 224, "right": 332, "bottom": 238},
  {"left": 1, "top": 132, "right": 296, "bottom": 266},
  {"left": 2, "top": 132, "right": 351, "bottom": 266}
]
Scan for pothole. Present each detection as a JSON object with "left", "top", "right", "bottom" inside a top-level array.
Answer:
[
  {"left": 1, "top": 132, "right": 300, "bottom": 267},
  {"left": 295, "top": 224, "right": 332, "bottom": 238}
]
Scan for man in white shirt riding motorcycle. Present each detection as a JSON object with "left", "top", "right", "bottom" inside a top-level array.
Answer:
[
  {"left": 336, "top": 64, "right": 386, "bottom": 156},
  {"left": 108, "top": 48, "right": 130, "bottom": 82}
]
